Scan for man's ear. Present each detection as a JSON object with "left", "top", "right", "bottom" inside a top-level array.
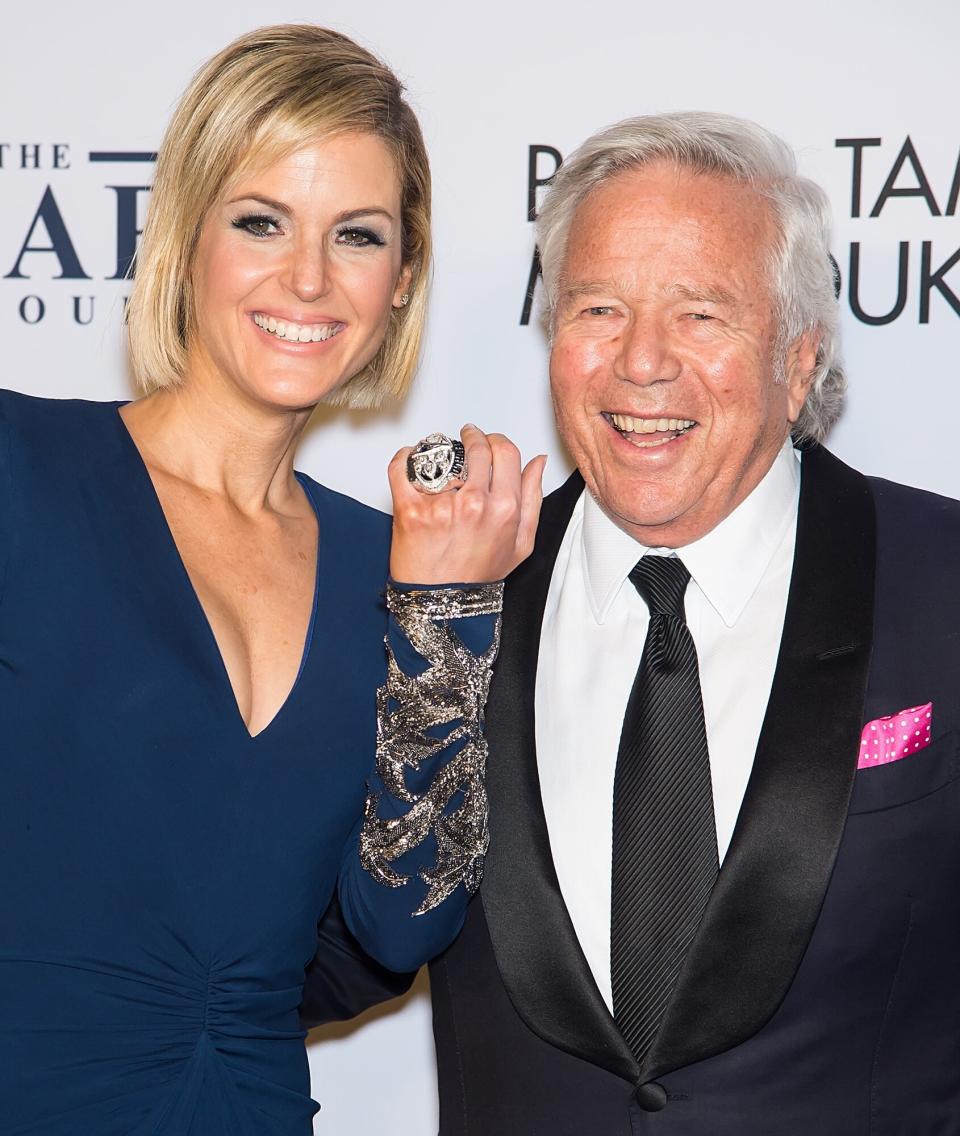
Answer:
[{"left": 784, "top": 332, "right": 819, "bottom": 424}]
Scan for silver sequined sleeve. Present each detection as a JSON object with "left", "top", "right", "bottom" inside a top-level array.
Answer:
[{"left": 359, "top": 582, "right": 504, "bottom": 916}]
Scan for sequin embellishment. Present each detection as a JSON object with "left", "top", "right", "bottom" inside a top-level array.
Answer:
[{"left": 360, "top": 582, "right": 504, "bottom": 915}]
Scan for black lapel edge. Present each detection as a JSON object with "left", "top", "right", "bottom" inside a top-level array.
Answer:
[
  {"left": 481, "top": 470, "right": 640, "bottom": 1084},
  {"left": 641, "top": 445, "right": 878, "bottom": 1082}
]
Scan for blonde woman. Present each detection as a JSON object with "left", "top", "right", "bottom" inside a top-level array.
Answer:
[{"left": 0, "top": 26, "right": 542, "bottom": 1135}]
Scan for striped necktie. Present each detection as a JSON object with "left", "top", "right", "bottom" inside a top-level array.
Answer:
[{"left": 610, "top": 555, "right": 719, "bottom": 1061}]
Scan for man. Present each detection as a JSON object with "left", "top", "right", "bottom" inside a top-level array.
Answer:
[
  {"left": 425, "top": 112, "right": 960, "bottom": 1134},
  {"left": 304, "top": 112, "right": 960, "bottom": 1133}
]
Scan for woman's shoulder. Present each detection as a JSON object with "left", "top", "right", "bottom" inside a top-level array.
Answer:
[
  {"left": 0, "top": 390, "right": 123, "bottom": 599},
  {"left": 0, "top": 388, "right": 122, "bottom": 455},
  {"left": 296, "top": 472, "right": 391, "bottom": 549},
  {"left": 297, "top": 475, "right": 393, "bottom": 594},
  {"left": 297, "top": 473, "right": 389, "bottom": 525}
]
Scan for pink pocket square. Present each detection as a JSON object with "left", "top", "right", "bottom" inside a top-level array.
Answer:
[{"left": 858, "top": 703, "right": 933, "bottom": 769}]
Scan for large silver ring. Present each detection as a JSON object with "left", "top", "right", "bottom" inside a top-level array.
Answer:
[{"left": 406, "top": 432, "right": 468, "bottom": 494}]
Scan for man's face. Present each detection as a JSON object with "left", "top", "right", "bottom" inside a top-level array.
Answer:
[{"left": 549, "top": 160, "right": 815, "bottom": 547}]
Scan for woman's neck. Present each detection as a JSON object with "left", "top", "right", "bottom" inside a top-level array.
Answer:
[{"left": 120, "top": 373, "right": 314, "bottom": 517}]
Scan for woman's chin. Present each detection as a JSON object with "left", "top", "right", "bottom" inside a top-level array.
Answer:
[{"left": 241, "top": 375, "right": 347, "bottom": 414}]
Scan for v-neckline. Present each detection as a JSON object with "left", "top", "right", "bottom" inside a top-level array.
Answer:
[{"left": 112, "top": 403, "right": 323, "bottom": 742}]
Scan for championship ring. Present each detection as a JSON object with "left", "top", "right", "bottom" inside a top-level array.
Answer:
[{"left": 406, "top": 432, "right": 468, "bottom": 494}]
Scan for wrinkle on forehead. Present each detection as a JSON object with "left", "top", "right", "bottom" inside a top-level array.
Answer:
[{"left": 559, "top": 163, "right": 778, "bottom": 311}]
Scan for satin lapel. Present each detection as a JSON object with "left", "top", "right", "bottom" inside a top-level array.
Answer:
[
  {"left": 481, "top": 470, "right": 640, "bottom": 1084},
  {"left": 641, "top": 446, "right": 877, "bottom": 1082}
]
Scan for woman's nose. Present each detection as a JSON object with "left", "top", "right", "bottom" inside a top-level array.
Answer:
[{"left": 285, "top": 240, "right": 330, "bottom": 303}]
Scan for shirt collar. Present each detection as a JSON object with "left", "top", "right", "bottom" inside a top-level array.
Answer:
[{"left": 581, "top": 441, "right": 800, "bottom": 627}]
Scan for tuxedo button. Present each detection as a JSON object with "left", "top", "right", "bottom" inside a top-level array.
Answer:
[{"left": 635, "top": 1082, "right": 668, "bottom": 1111}]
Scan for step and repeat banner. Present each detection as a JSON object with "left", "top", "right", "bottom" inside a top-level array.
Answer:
[{"left": 2, "top": 1, "right": 956, "bottom": 1131}]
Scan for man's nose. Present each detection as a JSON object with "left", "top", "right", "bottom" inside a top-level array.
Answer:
[
  {"left": 285, "top": 238, "right": 331, "bottom": 303},
  {"left": 614, "top": 314, "right": 681, "bottom": 386}
]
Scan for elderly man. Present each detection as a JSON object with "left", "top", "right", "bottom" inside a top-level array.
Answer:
[
  {"left": 424, "top": 112, "right": 960, "bottom": 1134},
  {"left": 303, "top": 112, "right": 960, "bottom": 1133}
]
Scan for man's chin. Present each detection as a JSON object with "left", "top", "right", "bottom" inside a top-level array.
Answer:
[{"left": 588, "top": 483, "right": 695, "bottom": 542}]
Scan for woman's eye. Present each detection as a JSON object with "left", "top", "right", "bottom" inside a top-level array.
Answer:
[
  {"left": 583, "top": 306, "right": 614, "bottom": 317},
  {"left": 232, "top": 213, "right": 280, "bottom": 238},
  {"left": 689, "top": 312, "right": 713, "bottom": 321},
  {"left": 336, "top": 226, "right": 385, "bottom": 248}
]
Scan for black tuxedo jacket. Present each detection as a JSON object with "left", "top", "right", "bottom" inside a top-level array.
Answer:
[{"left": 427, "top": 446, "right": 960, "bottom": 1135}]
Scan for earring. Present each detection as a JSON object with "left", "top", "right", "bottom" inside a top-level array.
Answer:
[{"left": 399, "top": 293, "right": 410, "bottom": 307}]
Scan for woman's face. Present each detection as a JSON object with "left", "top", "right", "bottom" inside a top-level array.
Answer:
[{"left": 188, "top": 131, "right": 411, "bottom": 410}]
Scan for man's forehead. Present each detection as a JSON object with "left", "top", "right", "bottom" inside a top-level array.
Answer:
[
  {"left": 569, "top": 164, "right": 774, "bottom": 243},
  {"left": 581, "top": 157, "right": 765, "bottom": 207},
  {"left": 558, "top": 169, "right": 775, "bottom": 305}
]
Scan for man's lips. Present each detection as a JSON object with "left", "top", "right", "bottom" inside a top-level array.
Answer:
[{"left": 603, "top": 412, "right": 699, "bottom": 449}]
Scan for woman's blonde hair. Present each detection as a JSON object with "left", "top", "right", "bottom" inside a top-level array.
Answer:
[{"left": 127, "top": 24, "right": 431, "bottom": 408}]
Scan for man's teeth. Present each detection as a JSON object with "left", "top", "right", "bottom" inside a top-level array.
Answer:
[
  {"left": 610, "top": 414, "right": 696, "bottom": 434},
  {"left": 253, "top": 313, "right": 343, "bottom": 343}
]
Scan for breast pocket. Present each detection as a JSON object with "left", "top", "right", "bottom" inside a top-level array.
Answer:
[{"left": 848, "top": 730, "right": 959, "bottom": 815}]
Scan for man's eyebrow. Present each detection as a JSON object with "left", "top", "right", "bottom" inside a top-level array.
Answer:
[
  {"left": 670, "top": 283, "right": 738, "bottom": 305},
  {"left": 558, "top": 281, "right": 619, "bottom": 301},
  {"left": 558, "top": 281, "right": 739, "bottom": 305}
]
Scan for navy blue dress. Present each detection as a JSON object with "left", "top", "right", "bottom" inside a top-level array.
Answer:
[{"left": 0, "top": 391, "right": 480, "bottom": 1134}]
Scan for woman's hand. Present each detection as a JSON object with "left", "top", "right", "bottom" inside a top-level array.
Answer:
[{"left": 389, "top": 425, "right": 546, "bottom": 584}]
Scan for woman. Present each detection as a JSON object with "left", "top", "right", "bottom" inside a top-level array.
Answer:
[{"left": 0, "top": 25, "right": 543, "bottom": 1135}]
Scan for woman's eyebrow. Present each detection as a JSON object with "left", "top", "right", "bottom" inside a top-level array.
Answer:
[
  {"left": 331, "top": 207, "right": 396, "bottom": 224},
  {"left": 224, "top": 197, "right": 396, "bottom": 225},
  {"left": 226, "top": 192, "right": 290, "bottom": 214}
]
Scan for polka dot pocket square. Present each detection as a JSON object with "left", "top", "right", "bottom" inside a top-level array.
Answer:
[{"left": 858, "top": 703, "right": 933, "bottom": 769}]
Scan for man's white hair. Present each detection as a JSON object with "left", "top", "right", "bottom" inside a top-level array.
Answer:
[{"left": 536, "top": 111, "right": 844, "bottom": 443}]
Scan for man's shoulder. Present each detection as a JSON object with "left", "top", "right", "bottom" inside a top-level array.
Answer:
[
  {"left": 867, "top": 474, "right": 960, "bottom": 553},
  {"left": 805, "top": 445, "right": 960, "bottom": 553}
]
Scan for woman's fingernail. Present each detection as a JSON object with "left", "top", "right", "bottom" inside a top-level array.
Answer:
[{"left": 463, "top": 423, "right": 479, "bottom": 431}]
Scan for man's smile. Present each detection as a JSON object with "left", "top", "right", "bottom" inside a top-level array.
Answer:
[{"left": 603, "top": 412, "right": 699, "bottom": 449}]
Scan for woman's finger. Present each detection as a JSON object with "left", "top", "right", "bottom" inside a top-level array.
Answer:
[
  {"left": 516, "top": 455, "right": 547, "bottom": 557},
  {"left": 487, "top": 433, "right": 522, "bottom": 502},
  {"left": 459, "top": 424, "right": 493, "bottom": 495}
]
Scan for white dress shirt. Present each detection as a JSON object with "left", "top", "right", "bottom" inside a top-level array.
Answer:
[{"left": 535, "top": 442, "right": 801, "bottom": 1011}]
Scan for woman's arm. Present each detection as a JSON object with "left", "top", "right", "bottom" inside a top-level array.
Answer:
[
  {"left": 338, "top": 427, "right": 544, "bottom": 971},
  {"left": 0, "top": 395, "right": 12, "bottom": 608},
  {"left": 337, "top": 580, "right": 502, "bottom": 971}
]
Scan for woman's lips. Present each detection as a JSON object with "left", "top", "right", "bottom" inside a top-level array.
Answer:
[{"left": 252, "top": 312, "right": 345, "bottom": 343}]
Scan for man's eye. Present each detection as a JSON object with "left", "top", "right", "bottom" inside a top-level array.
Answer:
[
  {"left": 336, "top": 226, "right": 386, "bottom": 248},
  {"left": 232, "top": 213, "right": 280, "bottom": 238}
]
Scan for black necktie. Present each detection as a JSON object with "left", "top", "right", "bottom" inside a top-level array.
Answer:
[{"left": 610, "top": 555, "right": 719, "bottom": 1062}]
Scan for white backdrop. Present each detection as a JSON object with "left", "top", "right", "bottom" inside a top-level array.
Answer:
[{"left": 2, "top": 1, "right": 958, "bottom": 1132}]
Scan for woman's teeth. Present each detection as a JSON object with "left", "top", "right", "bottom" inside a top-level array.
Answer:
[{"left": 253, "top": 313, "right": 343, "bottom": 343}]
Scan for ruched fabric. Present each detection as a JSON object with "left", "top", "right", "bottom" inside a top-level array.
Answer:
[{"left": 3, "top": 960, "right": 316, "bottom": 1135}]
